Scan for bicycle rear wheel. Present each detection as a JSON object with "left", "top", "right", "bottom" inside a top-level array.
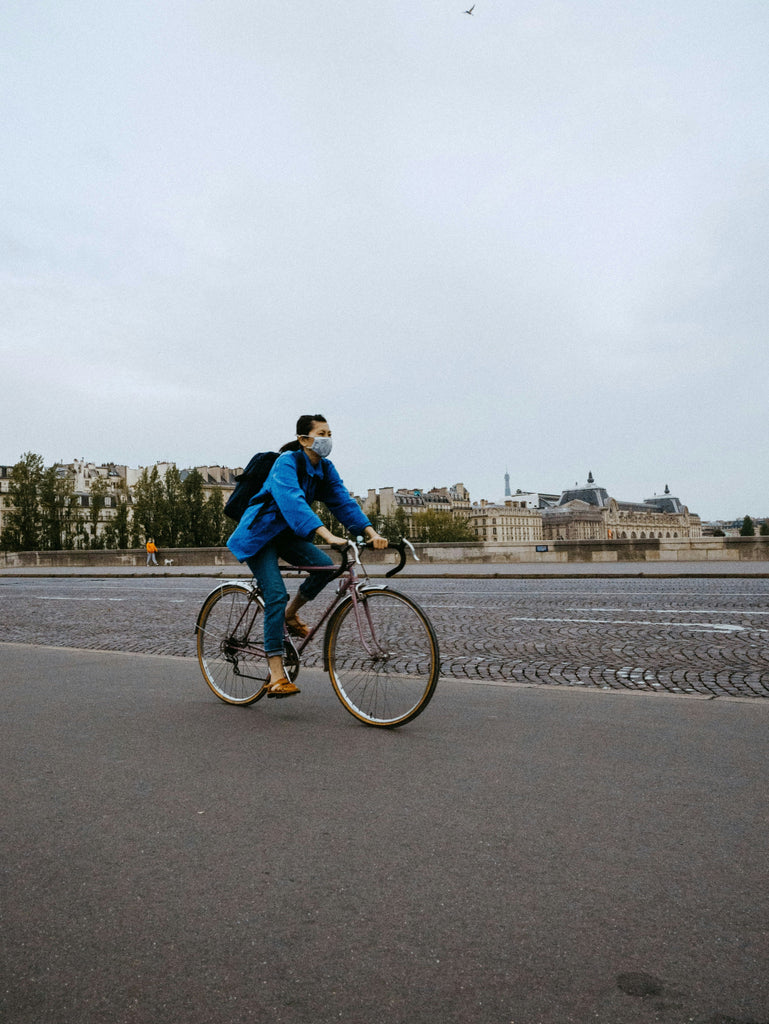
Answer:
[
  {"left": 196, "top": 583, "right": 268, "bottom": 705},
  {"left": 324, "top": 589, "right": 439, "bottom": 728}
]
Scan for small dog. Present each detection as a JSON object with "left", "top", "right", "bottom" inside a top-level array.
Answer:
[{"left": 163, "top": 558, "right": 174, "bottom": 566}]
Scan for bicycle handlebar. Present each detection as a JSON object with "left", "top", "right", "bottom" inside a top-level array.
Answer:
[
  {"left": 383, "top": 538, "right": 418, "bottom": 577},
  {"left": 332, "top": 537, "right": 418, "bottom": 578}
]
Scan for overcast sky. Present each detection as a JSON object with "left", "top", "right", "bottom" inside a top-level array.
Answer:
[{"left": 3, "top": 1, "right": 767, "bottom": 520}]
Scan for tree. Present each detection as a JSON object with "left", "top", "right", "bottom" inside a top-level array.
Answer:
[
  {"left": 38, "top": 467, "right": 61, "bottom": 550},
  {"left": 86, "top": 475, "right": 109, "bottom": 549},
  {"left": 104, "top": 492, "right": 130, "bottom": 549},
  {"left": 740, "top": 515, "right": 755, "bottom": 537},
  {"left": 378, "top": 507, "right": 410, "bottom": 540},
  {"left": 180, "top": 469, "right": 207, "bottom": 546},
  {"left": 760, "top": 522, "right": 769, "bottom": 537},
  {"left": 411, "top": 509, "right": 476, "bottom": 543},
  {"left": 39, "top": 466, "right": 80, "bottom": 550},
  {"left": 161, "top": 465, "right": 186, "bottom": 548},
  {"left": 131, "top": 466, "right": 165, "bottom": 545},
  {"left": 0, "top": 453, "right": 44, "bottom": 551},
  {"left": 204, "top": 488, "right": 228, "bottom": 547}
]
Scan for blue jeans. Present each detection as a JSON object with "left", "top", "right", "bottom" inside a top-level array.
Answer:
[{"left": 245, "top": 532, "right": 336, "bottom": 656}]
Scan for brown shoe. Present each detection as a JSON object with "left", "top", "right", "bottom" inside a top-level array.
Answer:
[
  {"left": 285, "top": 613, "right": 310, "bottom": 639},
  {"left": 266, "top": 677, "right": 301, "bottom": 699}
]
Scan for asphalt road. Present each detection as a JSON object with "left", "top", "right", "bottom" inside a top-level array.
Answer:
[
  {"left": 1, "top": 575, "right": 768, "bottom": 697},
  {"left": 1, "top": 643, "right": 768, "bottom": 1024}
]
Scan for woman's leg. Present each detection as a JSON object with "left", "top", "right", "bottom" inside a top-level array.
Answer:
[
  {"left": 244, "top": 543, "right": 300, "bottom": 694},
  {"left": 245, "top": 541, "right": 290, "bottom": 674},
  {"left": 278, "top": 537, "right": 336, "bottom": 623},
  {"left": 245, "top": 536, "right": 335, "bottom": 688}
]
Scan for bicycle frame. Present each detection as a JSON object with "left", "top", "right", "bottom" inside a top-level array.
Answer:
[{"left": 199, "top": 539, "right": 414, "bottom": 668}]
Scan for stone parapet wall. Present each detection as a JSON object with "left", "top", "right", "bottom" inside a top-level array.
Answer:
[
  {"left": 0, "top": 547, "right": 240, "bottom": 569},
  {"left": 422, "top": 537, "right": 768, "bottom": 563},
  {"left": 2, "top": 537, "right": 769, "bottom": 568}
]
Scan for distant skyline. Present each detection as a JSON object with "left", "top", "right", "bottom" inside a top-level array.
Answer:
[
  {"left": 3, "top": 1, "right": 768, "bottom": 521},
  {"left": 2, "top": 450, "right": 753, "bottom": 523}
]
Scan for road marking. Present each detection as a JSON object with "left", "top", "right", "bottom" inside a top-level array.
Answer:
[
  {"left": 426, "top": 607, "right": 763, "bottom": 632},
  {"left": 564, "top": 607, "right": 769, "bottom": 616},
  {"left": 498, "top": 616, "right": 753, "bottom": 633}
]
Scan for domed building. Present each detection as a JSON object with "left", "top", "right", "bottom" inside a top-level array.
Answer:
[{"left": 541, "top": 473, "right": 702, "bottom": 541}]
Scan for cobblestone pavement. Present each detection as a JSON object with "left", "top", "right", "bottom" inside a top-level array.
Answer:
[{"left": 2, "top": 576, "right": 768, "bottom": 698}]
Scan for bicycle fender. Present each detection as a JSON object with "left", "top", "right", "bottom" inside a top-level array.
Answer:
[{"left": 193, "top": 580, "right": 260, "bottom": 635}]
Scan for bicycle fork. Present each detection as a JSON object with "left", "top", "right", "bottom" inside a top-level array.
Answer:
[{"left": 349, "top": 586, "right": 390, "bottom": 662}]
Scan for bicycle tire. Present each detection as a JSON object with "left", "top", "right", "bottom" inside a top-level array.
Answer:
[
  {"left": 324, "top": 589, "right": 439, "bottom": 728},
  {"left": 196, "top": 583, "right": 269, "bottom": 705}
]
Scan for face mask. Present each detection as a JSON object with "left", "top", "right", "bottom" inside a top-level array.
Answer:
[{"left": 309, "top": 436, "right": 333, "bottom": 458}]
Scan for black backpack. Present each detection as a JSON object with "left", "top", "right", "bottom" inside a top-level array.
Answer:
[{"left": 224, "top": 451, "right": 280, "bottom": 523}]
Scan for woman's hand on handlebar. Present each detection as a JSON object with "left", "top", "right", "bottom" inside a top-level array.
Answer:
[
  {"left": 363, "top": 526, "right": 389, "bottom": 550},
  {"left": 316, "top": 525, "right": 388, "bottom": 551},
  {"left": 316, "top": 526, "right": 352, "bottom": 549}
]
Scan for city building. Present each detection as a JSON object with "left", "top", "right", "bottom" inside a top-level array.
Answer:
[
  {"left": 0, "top": 455, "right": 711, "bottom": 549},
  {"left": 467, "top": 500, "right": 543, "bottom": 542},
  {"left": 540, "top": 473, "right": 702, "bottom": 540},
  {"left": 361, "top": 484, "right": 471, "bottom": 536},
  {"left": 0, "top": 460, "right": 127, "bottom": 540},
  {"left": 179, "top": 465, "right": 241, "bottom": 501},
  {"left": 0, "top": 458, "right": 242, "bottom": 546},
  {"left": 703, "top": 517, "right": 768, "bottom": 537},
  {"left": 502, "top": 489, "right": 560, "bottom": 510},
  {"left": 61, "top": 459, "right": 128, "bottom": 527}
]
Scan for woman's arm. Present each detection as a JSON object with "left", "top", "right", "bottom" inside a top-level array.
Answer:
[
  {"left": 320, "top": 462, "right": 377, "bottom": 536},
  {"left": 314, "top": 524, "right": 349, "bottom": 547},
  {"left": 314, "top": 523, "right": 387, "bottom": 549}
]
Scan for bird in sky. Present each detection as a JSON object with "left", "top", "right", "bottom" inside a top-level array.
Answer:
[{"left": 465, "top": 4, "right": 475, "bottom": 13}]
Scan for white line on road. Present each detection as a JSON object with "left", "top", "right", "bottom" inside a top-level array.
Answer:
[
  {"left": 564, "top": 607, "right": 769, "bottom": 616},
  {"left": 492, "top": 616, "right": 755, "bottom": 633}
]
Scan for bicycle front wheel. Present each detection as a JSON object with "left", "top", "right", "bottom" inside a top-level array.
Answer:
[
  {"left": 196, "top": 583, "right": 268, "bottom": 705},
  {"left": 325, "top": 589, "right": 439, "bottom": 728}
]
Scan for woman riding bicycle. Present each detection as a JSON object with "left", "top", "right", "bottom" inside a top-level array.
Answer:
[{"left": 227, "top": 414, "right": 387, "bottom": 698}]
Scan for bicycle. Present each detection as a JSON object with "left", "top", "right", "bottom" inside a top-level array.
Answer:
[{"left": 195, "top": 539, "right": 440, "bottom": 728}]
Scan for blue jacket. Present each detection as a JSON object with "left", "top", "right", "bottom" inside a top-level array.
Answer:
[{"left": 226, "top": 449, "right": 372, "bottom": 562}]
